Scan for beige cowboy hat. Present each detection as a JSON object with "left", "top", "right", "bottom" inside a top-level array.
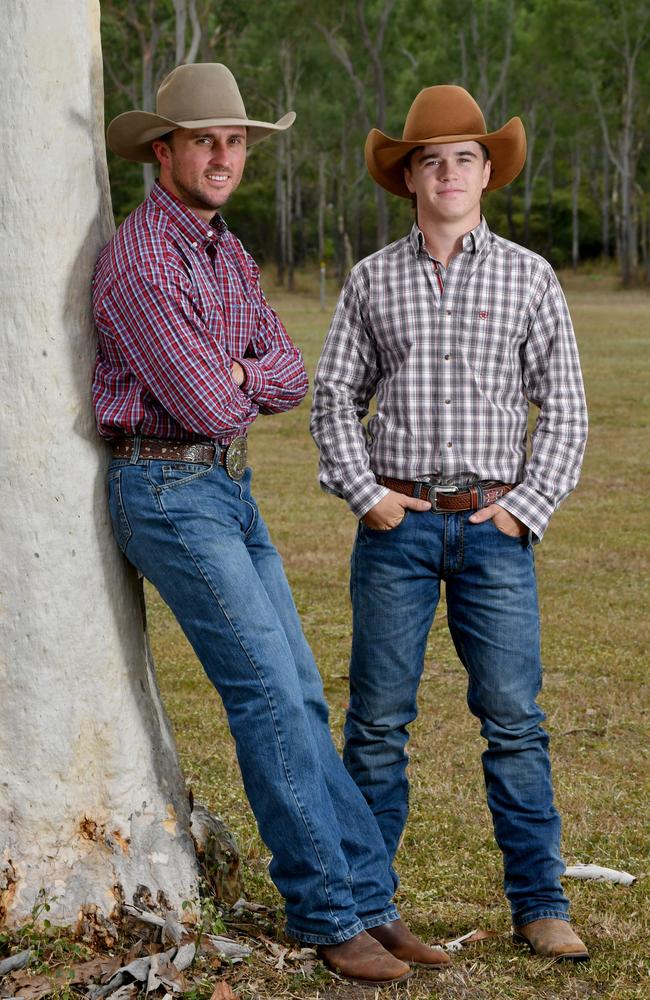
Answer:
[
  {"left": 365, "top": 85, "right": 526, "bottom": 197},
  {"left": 107, "top": 62, "right": 295, "bottom": 164}
]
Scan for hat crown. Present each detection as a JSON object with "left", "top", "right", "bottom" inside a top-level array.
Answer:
[
  {"left": 156, "top": 63, "right": 247, "bottom": 123},
  {"left": 403, "top": 85, "right": 486, "bottom": 142}
]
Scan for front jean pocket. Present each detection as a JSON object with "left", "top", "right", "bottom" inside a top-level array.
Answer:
[
  {"left": 107, "top": 470, "right": 132, "bottom": 553},
  {"left": 485, "top": 517, "right": 529, "bottom": 544},
  {"left": 147, "top": 460, "right": 213, "bottom": 492},
  {"left": 359, "top": 510, "right": 409, "bottom": 537}
]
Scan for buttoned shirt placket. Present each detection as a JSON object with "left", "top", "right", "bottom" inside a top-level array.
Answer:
[{"left": 416, "top": 233, "right": 477, "bottom": 483}]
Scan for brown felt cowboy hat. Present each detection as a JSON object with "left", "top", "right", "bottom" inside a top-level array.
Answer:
[
  {"left": 365, "top": 85, "right": 526, "bottom": 197},
  {"left": 107, "top": 63, "right": 295, "bottom": 164}
]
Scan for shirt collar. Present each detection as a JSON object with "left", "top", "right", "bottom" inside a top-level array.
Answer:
[
  {"left": 408, "top": 215, "right": 491, "bottom": 259},
  {"left": 150, "top": 181, "right": 227, "bottom": 250}
]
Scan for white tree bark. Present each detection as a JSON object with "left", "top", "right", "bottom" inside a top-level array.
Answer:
[{"left": 0, "top": 0, "right": 200, "bottom": 931}]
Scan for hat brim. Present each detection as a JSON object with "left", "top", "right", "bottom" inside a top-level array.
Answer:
[
  {"left": 365, "top": 117, "right": 526, "bottom": 196},
  {"left": 107, "top": 110, "right": 296, "bottom": 163}
]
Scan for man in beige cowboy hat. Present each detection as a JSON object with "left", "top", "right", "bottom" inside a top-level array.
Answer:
[
  {"left": 93, "top": 63, "right": 451, "bottom": 985},
  {"left": 311, "top": 85, "right": 589, "bottom": 961}
]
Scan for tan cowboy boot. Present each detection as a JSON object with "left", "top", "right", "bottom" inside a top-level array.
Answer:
[
  {"left": 318, "top": 930, "right": 412, "bottom": 984},
  {"left": 513, "top": 918, "right": 589, "bottom": 961},
  {"left": 368, "top": 918, "right": 451, "bottom": 968}
]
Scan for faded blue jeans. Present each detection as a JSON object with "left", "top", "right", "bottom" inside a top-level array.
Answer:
[
  {"left": 345, "top": 509, "right": 570, "bottom": 928},
  {"left": 107, "top": 451, "right": 398, "bottom": 944}
]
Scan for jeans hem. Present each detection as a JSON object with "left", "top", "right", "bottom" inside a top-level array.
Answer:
[
  {"left": 512, "top": 908, "right": 570, "bottom": 928},
  {"left": 286, "top": 918, "right": 366, "bottom": 946},
  {"left": 359, "top": 905, "right": 400, "bottom": 931}
]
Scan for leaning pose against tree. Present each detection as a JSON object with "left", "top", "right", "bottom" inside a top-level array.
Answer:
[{"left": 93, "top": 62, "right": 452, "bottom": 986}]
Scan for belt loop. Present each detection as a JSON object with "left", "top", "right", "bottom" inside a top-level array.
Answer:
[
  {"left": 473, "top": 483, "right": 484, "bottom": 510},
  {"left": 129, "top": 434, "right": 142, "bottom": 465}
]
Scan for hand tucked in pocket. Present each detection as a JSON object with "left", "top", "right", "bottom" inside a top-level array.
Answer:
[
  {"left": 469, "top": 503, "right": 527, "bottom": 537},
  {"left": 361, "top": 490, "right": 431, "bottom": 531}
]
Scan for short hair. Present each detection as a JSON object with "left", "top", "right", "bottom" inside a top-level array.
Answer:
[
  {"left": 157, "top": 129, "right": 176, "bottom": 148},
  {"left": 404, "top": 141, "right": 490, "bottom": 172}
]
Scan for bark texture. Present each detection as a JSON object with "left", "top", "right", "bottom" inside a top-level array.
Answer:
[{"left": 0, "top": 0, "right": 200, "bottom": 930}]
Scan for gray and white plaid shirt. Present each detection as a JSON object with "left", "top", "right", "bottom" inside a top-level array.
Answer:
[{"left": 310, "top": 218, "right": 588, "bottom": 540}]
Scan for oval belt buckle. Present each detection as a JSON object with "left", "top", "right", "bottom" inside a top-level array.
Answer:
[{"left": 224, "top": 435, "right": 248, "bottom": 480}]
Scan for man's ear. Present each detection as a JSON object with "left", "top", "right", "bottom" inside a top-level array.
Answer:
[
  {"left": 482, "top": 159, "right": 492, "bottom": 191},
  {"left": 404, "top": 165, "right": 415, "bottom": 195},
  {"left": 151, "top": 139, "right": 171, "bottom": 167}
]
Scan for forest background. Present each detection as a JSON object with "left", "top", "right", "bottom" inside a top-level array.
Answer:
[{"left": 101, "top": 0, "right": 650, "bottom": 287}]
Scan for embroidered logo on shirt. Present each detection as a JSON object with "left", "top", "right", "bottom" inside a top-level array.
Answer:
[{"left": 479, "top": 311, "right": 489, "bottom": 319}]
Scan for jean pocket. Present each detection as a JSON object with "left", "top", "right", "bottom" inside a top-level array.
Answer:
[
  {"left": 147, "top": 460, "right": 213, "bottom": 492},
  {"left": 107, "top": 470, "right": 132, "bottom": 554},
  {"left": 360, "top": 510, "right": 409, "bottom": 536},
  {"left": 485, "top": 518, "right": 528, "bottom": 543}
]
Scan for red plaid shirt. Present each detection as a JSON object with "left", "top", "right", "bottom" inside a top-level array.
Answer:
[{"left": 92, "top": 182, "right": 307, "bottom": 442}]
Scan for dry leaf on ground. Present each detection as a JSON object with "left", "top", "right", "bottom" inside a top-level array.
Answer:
[
  {"left": 564, "top": 862, "right": 636, "bottom": 885},
  {"left": 209, "top": 983, "right": 238, "bottom": 1000},
  {"left": 443, "top": 928, "right": 500, "bottom": 952}
]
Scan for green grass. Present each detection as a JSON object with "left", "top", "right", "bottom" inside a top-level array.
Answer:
[{"left": 144, "top": 270, "right": 650, "bottom": 998}]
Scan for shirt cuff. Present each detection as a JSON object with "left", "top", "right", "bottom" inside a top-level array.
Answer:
[
  {"left": 238, "top": 358, "right": 268, "bottom": 400},
  {"left": 496, "top": 483, "right": 555, "bottom": 543},
  {"left": 344, "top": 476, "right": 390, "bottom": 519}
]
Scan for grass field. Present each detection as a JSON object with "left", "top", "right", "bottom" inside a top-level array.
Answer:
[{"left": 146, "top": 272, "right": 650, "bottom": 999}]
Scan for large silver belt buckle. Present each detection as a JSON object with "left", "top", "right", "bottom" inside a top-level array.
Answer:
[
  {"left": 426, "top": 483, "right": 459, "bottom": 512},
  {"left": 224, "top": 435, "right": 248, "bottom": 480}
]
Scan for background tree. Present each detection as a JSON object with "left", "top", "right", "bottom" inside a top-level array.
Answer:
[{"left": 100, "top": 0, "right": 650, "bottom": 281}]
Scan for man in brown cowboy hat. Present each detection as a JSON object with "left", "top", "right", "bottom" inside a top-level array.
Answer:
[
  {"left": 311, "top": 85, "right": 589, "bottom": 961},
  {"left": 93, "top": 63, "right": 451, "bottom": 985}
]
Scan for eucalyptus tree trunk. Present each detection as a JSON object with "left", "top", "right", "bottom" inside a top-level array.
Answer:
[
  {"left": 275, "top": 131, "right": 287, "bottom": 285},
  {"left": 317, "top": 152, "right": 327, "bottom": 264},
  {"left": 0, "top": 0, "right": 201, "bottom": 932},
  {"left": 571, "top": 144, "right": 581, "bottom": 272}
]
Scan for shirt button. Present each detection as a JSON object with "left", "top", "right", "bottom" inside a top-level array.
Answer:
[
  {"left": 444, "top": 354, "right": 451, "bottom": 360},
  {"left": 445, "top": 399, "right": 451, "bottom": 404},
  {"left": 447, "top": 442, "right": 453, "bottom": 448},
  {"left": 191, "top": 241, "right": 198, "bottom": 248},
  {"left": 446, "top": 309, "right": 452, "bottom": 315}
]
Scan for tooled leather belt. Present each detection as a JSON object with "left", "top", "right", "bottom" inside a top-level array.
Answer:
[
  {"left": 111, "top": 435, "right": 248, "bottom": 480},
  {"left": 376, "top": 476, "right": 514, "bottom": 512}
]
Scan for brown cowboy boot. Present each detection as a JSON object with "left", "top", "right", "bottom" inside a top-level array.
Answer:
[
  {"left": 318, "top": 930, "right": 412, "bottom": 984},
  {"left": 367, "top": 918, "right": 451, "bottom": 968},
  {"left": 513, "top": 918, "right": 589, "bottom": 961}
]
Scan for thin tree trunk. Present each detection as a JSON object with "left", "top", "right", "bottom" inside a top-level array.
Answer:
[
  {"left": 275, "top": 132, "right": 286, "bottom": 285},
  {"left": 317, "top": 152, "right": 326, "bottom": 264},
  {"left": 602, "top": 143, "right": 610, "bottom": 260},
  {"left": 571, "top": 144, "right": 581, "bottom": 271}
]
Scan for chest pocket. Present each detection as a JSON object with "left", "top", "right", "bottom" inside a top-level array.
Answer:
[{"left": 458, "top": 304, "right": 525, "bottom": 392}]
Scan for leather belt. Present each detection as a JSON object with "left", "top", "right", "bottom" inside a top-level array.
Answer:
[
  {"left": 112, "top": 436, "right": 220, "bottom": 464},
  {"left": 111, "top": 435, "right": 249, "bottom": 480},
  {"left": 377, "top": 476, "right": 514, "bottom": 512}
]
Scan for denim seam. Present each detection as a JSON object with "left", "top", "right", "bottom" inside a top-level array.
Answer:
[
  {"left": 285, "top": 917, "right": 365, "bottom": 947},
  {"left": 145, "top": 457, "right": 216, "bottom": 493},
  {"left": 150, "top": 490, "right": 345, "bottom": 939},
  {"left": 513, "top": 909, "right": 570, "bottom": 927},
  {"left": 360, "top": 907, "right": 400, "bottom": 932},
  {"left": 237, "top": 481, "right": 259, "bottom": 539},
  {"left": 110, "top": 471, "right": 133, "bottom": 554}
]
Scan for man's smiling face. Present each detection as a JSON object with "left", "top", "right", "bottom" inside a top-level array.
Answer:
[
  {"left": 404, "top": 140, "right": 491, "bottom": 230},
  {"left": 152, "top": 125, "right": 247, "bottom": 220}
]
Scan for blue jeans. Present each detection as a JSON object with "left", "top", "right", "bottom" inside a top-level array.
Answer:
[
  {"left": 107, "top": 452, "right": 398, "bottom": 944},
  {"left": 345, "top": 509, "right": 570, "bottom": 927}
]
